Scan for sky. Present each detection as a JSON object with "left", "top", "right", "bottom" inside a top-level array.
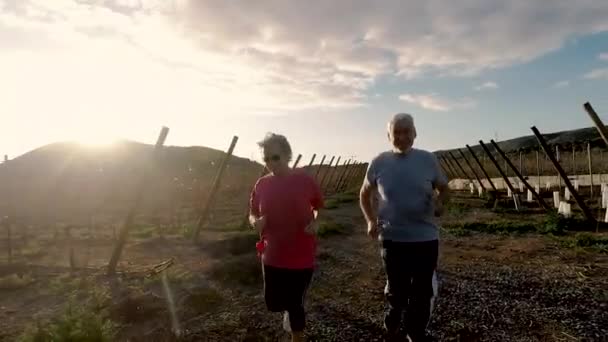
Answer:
[{"left": 2, "top": 0, "right": 608, "bottom": 164}]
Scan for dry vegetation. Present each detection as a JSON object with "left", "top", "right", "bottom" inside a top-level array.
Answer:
[{"left": 1, "top": 188, "right": 607, "bottom": 341}]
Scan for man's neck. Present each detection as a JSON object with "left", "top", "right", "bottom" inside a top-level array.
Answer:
[{"left": 392, "top": 147, "right": 413, "bottom": 155}]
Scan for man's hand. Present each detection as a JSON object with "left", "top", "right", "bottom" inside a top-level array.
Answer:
[
  {"left": 367, "top": 220, "right": 380, "bottom": 239},
  {"left": 434, "top": 201, "right": 445, "bottom": 217},
  {"left": 251, "top": 216, "right": 266, "bottom": 233}
]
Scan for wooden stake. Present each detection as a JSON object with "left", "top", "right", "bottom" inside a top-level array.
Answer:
[
  {"left": 465, "top": 145, "right": 498, "bottom": 192},
  {"left": 584, "top": 102, "right": 608, "bottom": 147},
  {"left": 588, "top": 142, "right": 594, "bottom": 200},
  {"left": 314, "top": 155, "right": 327, "bottom": 181},
  {"left": 490, "top": 140, "right": 550, "bottom": 210},
  {"left": 448, "top": 151, "right": 472, "bottom": 181},
  {"left": 107, "top": 126, "right": 169, "bottom": 275},
  {"left": 531, "top": 126, "right": 596, "bottom": 223},
  {"left": 323, "top": 157, "right": 344, "bottom": 193},
  {"left": 292, "top": 154, "right": 303, "bottom": 169},
  {"left": 319, "top": 156, "right": 336, "bottom": 189},
  {"left": 193, "top": 136, "right": 239, "bottom": 241},
  {"left": 334, "top": 159, "right": 353, "bottom": 193},
  {"left": 458, "top": 148, "right": 486, "bottom": 192},
  {"left": 5, "top": 217, "right": 12, "bottom": 264},
  {"left": 306, "top": 154, "right": 317, "bottom": 168},
  {"left": 536, "top": 149, "right": 541, "bottom": 188},
  {"left": 479, "top": 141, "right": 517, "bottom": 200}
]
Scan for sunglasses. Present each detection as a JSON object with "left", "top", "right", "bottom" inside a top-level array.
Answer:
[{"left": 263, "top": 154, "right": 281, "bottom": 162}]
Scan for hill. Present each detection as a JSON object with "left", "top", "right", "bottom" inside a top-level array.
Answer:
[
  {"left": 436, "top": 126, "right": 605, "bottom": 156},
  {"left": 0, "top": 140, "right": 263, "bottom": 223}
]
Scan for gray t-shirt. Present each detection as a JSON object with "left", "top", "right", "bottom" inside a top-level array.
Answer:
[{"left": 365, "top": 149, "right": 448, "bottom": 242}]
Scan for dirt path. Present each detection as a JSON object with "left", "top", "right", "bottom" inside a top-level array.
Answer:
[
  {"left": 2, "top": 198, "right": 607, "bottom": 341},
  {"left": 181, "top": 202, "right": 608, "bottom": 341}
]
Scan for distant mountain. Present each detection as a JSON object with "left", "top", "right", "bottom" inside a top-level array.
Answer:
[{"left": 0, "top": 140, "right": 263, "bottom": 223}]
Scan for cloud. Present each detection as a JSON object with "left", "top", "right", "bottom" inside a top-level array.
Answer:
[
  {"left": 599, "top": 52, "right": 608, "bottom": 61},
  {"left": 584, "top": 68, "right": 608, "bottom": 80},
  {"left": 399, "top": 93, "right": 477, "bottom": 112},
  {"left": 2, "top": 0, "right": 608, "bottom": 115},
  {"left": 474, "top": 81, "right": 498, "bottom": 91},
  {"left": 553, "top": 80, "right": 570, "bottom": 88}
]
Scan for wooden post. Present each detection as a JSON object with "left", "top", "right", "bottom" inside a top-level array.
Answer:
[
  {"left": 556, "top": 145, "right": 561, "bottom": 192},
  {"left": 583, "top": 102, "right": 608, "bottom": 147},
  {"left": 107, "top": 126, "right": 169, "bottom": 275},
  {"left": 588, "top": 142, "right": 594, "bottom": 200},
  {"left": 458, "top": 149, "right": 486, "bottom": 192},
  {"left": 5, "top": 217, "right": 11, "bottom": 264},
  {"left": 314, "top": 155, "right": 327, "bottom": 181},
  {"left": 465, "top": 145, "right": 498, "bottom": 192},
  {"left": 446, "top": 154, "right": 464, "bottom": 178},
  {"left": 306, "top": 154, "right": 317, "bottom": 168},
  {"left": 572, "top": 145, "right": 576, "bottom": 177},
  {"left": 435, "top": 155, "right": 452, "bottom": 178},
  {"left": 479, "top": 140, "right": 517, "bottom": 198},
  {"left": 241, "top": 164, "right": 267, "bottom": 228},
  {"left": 536, "top": 149, "right": 541, "bottom": 188},
  {"left": 531, "top": 126, "right": 596, "bottom": 223},
  {"left": 441, "top": 155, "right": 459, "bottom": 178},
  {"left": 437, "top": 158, "right": 452, "bottom": 179},
  {"left": 334, "top": 160, "right": 353, "bottom": 193},
  {"left": 490, "top": 140, "right": 550, "bottom": 210},
  {"left": 519, "top": 151, "right": 523, "bottom": 174},
  {"left": 339, "top": 161, "right": 358, "bottom": 192},
  {"left": 193, "top": 136, "right": 239, "bottom": 241},
  {"left": 292, "top": 154, "right": 303, "bottom": 169},
  {"left": 323, "top": 157, "right": 344, "bottom": 193},
  {"left": 448, "top": 151, "right": 472, "bottom": 181},
  {"left": 320, "top": 156, "right": 338, "bottom": 190}
]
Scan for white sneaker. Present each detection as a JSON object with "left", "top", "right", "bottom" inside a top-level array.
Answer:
[{"left": 283, "top": 311, "right": 291, "bottom": 332}]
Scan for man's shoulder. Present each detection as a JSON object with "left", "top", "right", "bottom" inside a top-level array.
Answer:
[{"left": 370, "top": 151, "right": 394, "bottom": 164}]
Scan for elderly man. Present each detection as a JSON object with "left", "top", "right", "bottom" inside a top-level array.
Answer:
[{"left": 359, "top": 113, "right": 449, "bottom": 341}]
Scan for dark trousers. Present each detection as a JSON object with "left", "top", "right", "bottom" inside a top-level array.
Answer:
[
  {"left": 381, "top": 239, "right": 438, "bottom": 340},
  {"left": 262, "top": 264, "right": 313, "bottom": 332}
]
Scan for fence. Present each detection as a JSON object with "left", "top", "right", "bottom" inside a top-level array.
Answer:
[
  {"left": 436, "top": 102, "right": 608, "bottom": 228},
  {"left": 0, "top": 133, "right": 367, "bottom": 273}
]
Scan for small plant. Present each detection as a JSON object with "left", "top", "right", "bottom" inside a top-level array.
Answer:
[
  {"left": 185, "top": 286, "right": 224, "bottom": 312},
  {"left": 445, "top": 228, "right": 472, "bottom": 237},
  {"left": 316, "top": 220, "right": 347, "bottom": 238},
  {"left": 573, "top": 232, "right": 608, "bottom": 249},
  {"left": 209, "top": 255, "right": 261, "bottom": 287},
  {"left": 324, "top": 199, "right": 340, "bottom": 210},
  {"left": 0, "top": 273, "right": 35, "bottom": 290},
  {"left": 18, "top": 302, "right": 116, "bottom": 342}
]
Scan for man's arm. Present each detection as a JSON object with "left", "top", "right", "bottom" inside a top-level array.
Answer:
[
  {"left": 359, "top": 180, "right": 377, "bottom": 224},
  {"left": 360, "top": 179, "right": 380, "bottom": 238}
]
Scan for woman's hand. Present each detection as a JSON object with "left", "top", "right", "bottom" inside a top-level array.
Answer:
[{"left": 251, "top": 215, "right": 266, "bottom": 233}]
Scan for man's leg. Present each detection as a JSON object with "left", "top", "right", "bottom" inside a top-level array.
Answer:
[
  {"left": 381, "top": 240, "right": 411, "bottom": 336},
  {"left": 405, "top": 240, "right": 438, "bottom": 341}
]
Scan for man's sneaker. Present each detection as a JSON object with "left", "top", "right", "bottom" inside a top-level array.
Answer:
[{"left": 283, "top": 312, "right": 291, "bottom": 332}]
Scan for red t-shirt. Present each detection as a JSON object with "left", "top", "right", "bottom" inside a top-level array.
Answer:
[{"left": 249, "top": 170, "right": 324, "bottom": 269}]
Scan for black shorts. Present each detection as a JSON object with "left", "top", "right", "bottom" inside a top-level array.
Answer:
[{"left": 262, "top": 264, "right": 314, "bottom": 331}]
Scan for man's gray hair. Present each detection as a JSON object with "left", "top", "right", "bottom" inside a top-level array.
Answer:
[
  {"left": 257, "top": 132, "right": 293, "bottom": 161},
  {"left": 387, "top": 113, "right": 415, "bottom": 132}
]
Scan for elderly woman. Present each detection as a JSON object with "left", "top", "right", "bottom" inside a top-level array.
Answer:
[{"left": 248, "top": 133, "right": 324, "bottom": 342}]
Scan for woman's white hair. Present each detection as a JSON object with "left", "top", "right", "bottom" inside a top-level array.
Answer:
[
  {"left": 257, "top": 132, "right": 293, "bottom": 161},
  {"left": 387, "top": 113, "right": 415, "bottom": 132}
]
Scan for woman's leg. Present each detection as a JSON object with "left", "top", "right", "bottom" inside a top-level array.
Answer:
[{"left": 285, "top": 268, "right": 314, "bottom": 340}]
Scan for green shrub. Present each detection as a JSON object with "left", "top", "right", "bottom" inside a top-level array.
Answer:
[
  {"left": 19, "top": 303, "right": 116, "bottom": 342},
  {"left": 317, "top": 220, "right": 347, "bottom": 238}
]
